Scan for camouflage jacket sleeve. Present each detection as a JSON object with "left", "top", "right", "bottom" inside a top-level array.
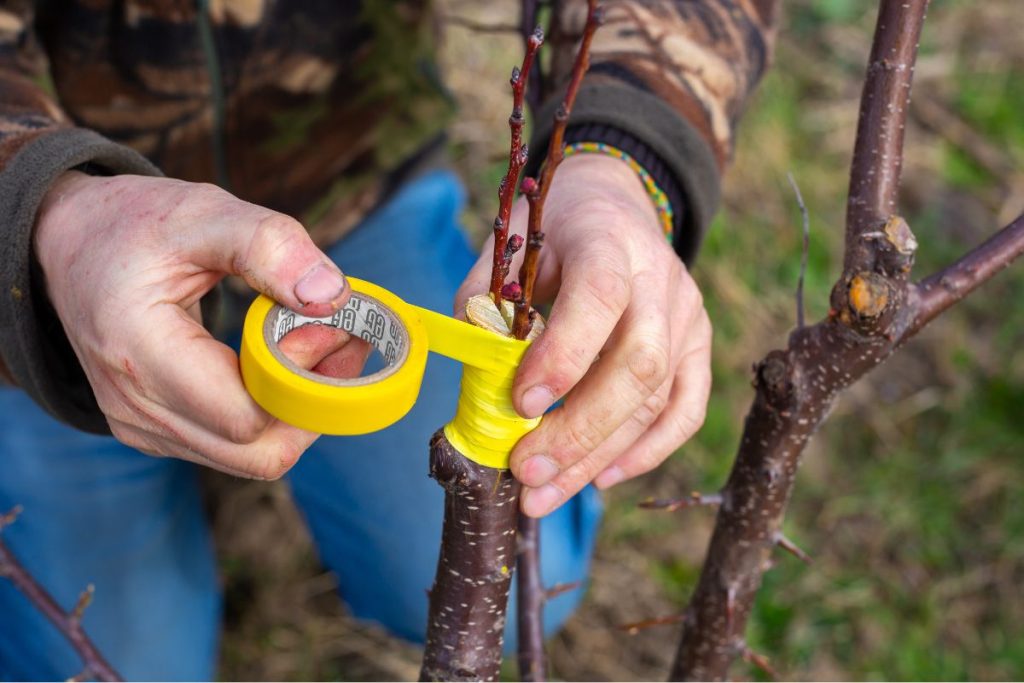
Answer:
[
  {"left": 0, "top": 1, "right": 160, "bottom": 433},
  {"left": 532, "top": 0, "right": 779, "bottom": 262}
]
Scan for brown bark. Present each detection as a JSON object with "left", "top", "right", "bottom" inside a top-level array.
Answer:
[
  {"left": 420, "top": 431, "right": 521, "bottom": 682},
  {"left": 515, "top": 514, "right": 545, "bottom": 681},
  {"left": 843, "top": 0, "right": 928, "bottom": 273},
  {"left": 0, "top": 508, "right": 121, "bottom": 682},
  {"left": 670, "top": 0, "right": 1023, "bottom": 678}
]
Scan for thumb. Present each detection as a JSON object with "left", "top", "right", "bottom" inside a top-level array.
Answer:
[{"left": 192, "top": 196, "right": 350, "bottom": 316}]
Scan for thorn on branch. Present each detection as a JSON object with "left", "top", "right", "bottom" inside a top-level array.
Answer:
[
  {"left": 774, "top": 532, "right": 813, "bottom": 565},
  {"left": 619, "top": 613, "right": 688, "bottom": 635},
  {"left": 543, "top": 581, "right": 581, "bottom": 602},
  {"left": 737, "top": 641, "right": 778, "bottom": 679},
  {"left": 71, "top": 584, "right": 95, "bottom": 624},
  {"left": 0, "top": 505, "right": 23, "bottom": 530},
  {"left": 786, "top": 172, "right": 810, "bottom": 329},
  {"left": 638, "top": 492, "right": 722, "bottom": 512}
]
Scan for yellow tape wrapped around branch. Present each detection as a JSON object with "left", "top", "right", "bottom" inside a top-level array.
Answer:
[
  {"left": 241, "top": 279, "right": 539, "bottom": 469},
  {"left": 444, "top": 349, "right": 539, "bottom": 470}
]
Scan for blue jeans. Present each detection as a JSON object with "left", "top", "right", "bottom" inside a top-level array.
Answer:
[{"left": 0, "top": 171, "right": 602, "bottom": 681}]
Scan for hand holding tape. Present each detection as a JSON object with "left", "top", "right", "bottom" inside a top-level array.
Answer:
[{"left": 240, "top": 277, "right": 539, "bottom": 468}]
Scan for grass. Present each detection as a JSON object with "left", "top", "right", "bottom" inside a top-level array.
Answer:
[{"left": 217, "top": 1, "right": 1024, "bottom": 679}]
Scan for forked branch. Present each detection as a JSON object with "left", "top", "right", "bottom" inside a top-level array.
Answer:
[
  {"left": 910, "top": 213, "right": 1024, "bottom": 335},
  {"left": 671, "top": 0, "right": 1023, "bottom": 678},
  {"left": 0, "top": 508, "right": 121, "bottom": 682},
  {"left": 511, "top": 0, "right": 604, "bottom": 339}
]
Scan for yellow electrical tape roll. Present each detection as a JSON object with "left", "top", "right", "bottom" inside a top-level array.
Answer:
[{"left": 240, "top": 277, "right": 539, "bottom": 468}]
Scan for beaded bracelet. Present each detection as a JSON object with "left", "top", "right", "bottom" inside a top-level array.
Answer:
[{"left": 563, "top": 141, "right": 675, "bottom": 244}]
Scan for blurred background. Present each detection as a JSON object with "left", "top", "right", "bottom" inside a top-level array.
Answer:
[{"left": 215, "top": 1, "right": 1024, "bottom": 679}]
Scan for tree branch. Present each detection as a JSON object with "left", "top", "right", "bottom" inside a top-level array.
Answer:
[
  {"left": 420, "top": 434, "right": 520, "bottom": 682},
  {"left": 844, "top": 0, "right": 929, "bottom": 273},
  {"left": 490, "top": 28, "right": 543, "bottom": 308},
  {"left": 909, "top": 213, "right": 1024, "bottom": 336},
  {"left": 511, "top": 0, "right": 604, "bottom": 339},
  {"left": 516, "top": 515, "right": 546, "bottom": 681},
  {"left": 671, "top": 2, "right": 939, "bottom": 679},
  {"left": 521, "top": 0, "right": 544, "bottom": 115},
  {"left": 442, "top": 15, "right": 522, "bottom": 35},
  {"left": 664, "top": 1, "right": 1021, "bottom": 679},
  {"left": 0, "top": 508, "right": 121, "bottom": 682}
]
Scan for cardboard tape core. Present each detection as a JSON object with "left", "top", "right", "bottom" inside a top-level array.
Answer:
[{"left": 264, "top": 292, "right": 410, "bottom": 387}]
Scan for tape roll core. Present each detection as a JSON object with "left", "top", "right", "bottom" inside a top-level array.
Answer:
[
  {"left": 241, "top": 278, "right": 429, "bottom": 435},
  {"left": 264, "top": 291, "right": 410, "bottom": 388}
]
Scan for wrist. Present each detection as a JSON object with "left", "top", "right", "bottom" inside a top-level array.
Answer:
[
  {"left": 554, "top": 153, "right": 667, "bottom": 239},
  {"left": 34, "top": 170, "right": 104, "bottom": 278}
]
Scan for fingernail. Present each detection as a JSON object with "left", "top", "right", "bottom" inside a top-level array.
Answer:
[
  {"left": 519, "top": 455, "right": 560, "bottom": 487},
  {"left": 594, "top": 465, "right": 626, "bottom": 490},
  {"left": 522, "top": 483, "right": 564, "bottom": 518},
  {"left": 521, "top": 385, "right": 556, "bottom": 418},
  {"left": 295, "top": 263, "right": 346, "bottom": 306}
]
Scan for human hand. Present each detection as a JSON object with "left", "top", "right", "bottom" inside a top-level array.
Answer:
[
  {"left": 456, "top": 154, "right": 712, "bottom": 517},
  {"left": 34, "top": 172, "right": 371, "bottom": 478}
]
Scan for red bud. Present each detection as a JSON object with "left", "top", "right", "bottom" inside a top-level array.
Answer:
[{"left": 501, "top": 282, "right": 523, "bottom": 301}]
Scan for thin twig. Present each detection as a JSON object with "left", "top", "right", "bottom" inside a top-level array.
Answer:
[
  {"left": 511, "top": 0, "right": 604, "bottom": 338},
  {"left": 844, "top": 0, "right": 930, "bottom": 271},
  {"left": 787, "top": 172, "right": 810, "bottom": 329},
  {"left": 516, "top": 514, "right": 546, "bottom": 681},
  {"left": 490, "top": 27, "right": 544, "bottom": 307},
  {"left": 738, "top": 642, "right": 779, "bottom": 679},
  {"left": 441, "top": 15, "right": 521, "bottom": 34},
  {"left": 0, "top": 509, "right": 121, "bottom": 682},
  {"left": 774, "top": 532, "right": 813, "bottom": 565},
  {"left": 909, "top": 212, "right": 1024, "bottom": 337},
  {"left": 544, "top": 581, "right": 582, "bottom": 601},
  {"left": 521, "top": 0, "right": 544, "bottom": 114},
  {"left": 638, "top": 492, "right": 723, "bottom": 512},
  {"left": 619, "top": 613, "right": 688, "bottom": 635}
]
